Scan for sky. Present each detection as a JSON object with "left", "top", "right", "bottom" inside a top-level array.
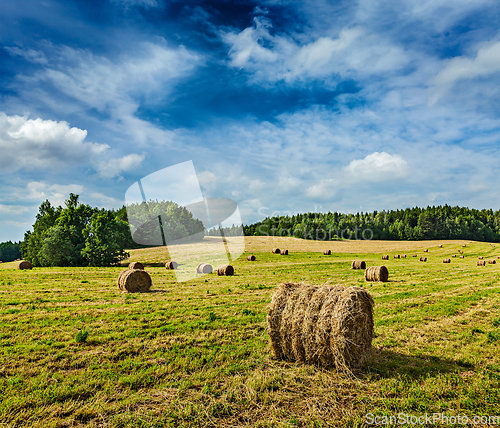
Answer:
[{"left": 1, "top": 0, "right": 500, "bottom": 242}]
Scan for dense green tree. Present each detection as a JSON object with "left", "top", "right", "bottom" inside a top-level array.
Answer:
[{"left": 0, "top": 241, "right": 21, "bottom": 262}]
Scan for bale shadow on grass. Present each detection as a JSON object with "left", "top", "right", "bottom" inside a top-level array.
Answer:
[{"left": 360, "top": 347, "right": 474, "bottom": 380}]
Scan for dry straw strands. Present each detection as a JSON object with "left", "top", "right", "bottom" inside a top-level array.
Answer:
[
  {"left": 217, "top": 264, "right": 234, "bottom": 276},
  {"left": 280, "top": 249, "right": 289, "bottom": 255},
  {"left": 351, "top": 260, "right": 366, "bottom": 270},
  {"left": 118, "top": 269, "right": 152, "bottom": 293},
  {"left": 365, "top": 266, "right": 389, "bottom": 282},
  {"left": 165, "top": 261, "right": 178, "bottom": 269},
  {"left": 477, "top": 260, "right": 486, "bottom": 266},
  {"left": 128, "top": 262, "right": 144, "bottom": 270},
  {"left": 323, "top": 250, "right": 331, "bottom": 255},
  {"left": 17, "top": 260, "right": 33, "bottom": 270},
  {"left": 443, "top": 259, "right": 451, "bottom": 263},
  {"left": 394, "top": 255, "right": 400, "bottom": 259},
  {"left": 420, "top": 257, "right": 427, "bottom": 262},
  {"left": 267, "top": 283, "right": 374, "bottom": 369},
  {"left": 488, "top": 259, "right": 496, "bottom": 264},
  {"left": 197, "top": 263, "right": 213, "bottom": 274},
  {"left": 381, "top": 255, "right": 389, "bottom": 260},
  {"left": 272, "top": 248, "right": 280, "bottom": 254},
  {"left": 247, "top": 255, "right": 256, "bottom": 261}
]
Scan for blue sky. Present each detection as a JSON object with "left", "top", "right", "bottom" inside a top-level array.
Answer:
[{"left": 1, "top": 0, "right": 500, "bottom": 242}]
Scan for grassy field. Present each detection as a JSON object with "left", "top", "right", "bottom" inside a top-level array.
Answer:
[{"left": 1, "top": 237, "right": 500, "bottom": 427}]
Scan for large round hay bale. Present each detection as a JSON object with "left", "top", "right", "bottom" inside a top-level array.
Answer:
[
  {"left": 247, "top": 255, "right": 256, "bottom": 261},
  {"left": 382, "top": 255, "right": 389, "bottom": 260},
  {"left": 351, "top": 260, "right": 366, "bottom": 270},
  {"left": 419, "top": 257, "right": 427, "bottom": 262},
  {"left": 423, "top": 249, "right": 428, "bottom": 253},
  {"left": 401, "top": 254, "right": 407, "bottom": 258},
  {"left": 217, "top": 264, "right": 234, "bottom": 276},
  {"left": 477, "top": 260, "right": 486, "bottom": 266},
  {"left": 118, "top": 269, "right": 152, "bottom": 293},
  {"left": 394, "top": 254, "right": 400, "bottom": 259},
  {"left": 439, "top": 244, "right": 443, "bottom": 248},
  {"left": 443, "top": 259, "right": 451, "bottom": 263},
  {"left": 272, "top": 248, "right": 280, "bottom": 254},
  {"left": 488, "top": 259, "right": 496, "bottom": 264},
  {"left": 478, "top": 256, "right": 483, "bottom": 260},
  {"left": 197, "top": 263, "right": 213, "bottom": 274},
  {"left": 17, "top": 260, "right": 33, "bottom": 270},
  {"left": 280, "top": 249, "right": 288, "bottom": 255},
  {"left": 165, "top": 261, "right": 178, "bottom": 269},
  {"left": 364, "top": 266, "right": 388, "bottom": 282},
  {"left": 267, "top": 283, "right": 374, "bottom": 369},
  {"left": 128, "top": 262, "right": 144, "bottom": 270},
  {"left": 323, "top": 250, "right": 331, "bottom": 255}
]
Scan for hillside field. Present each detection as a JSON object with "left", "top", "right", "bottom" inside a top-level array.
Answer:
[{"left": 1, "top": 237, "right": 500, "bottom": 427}]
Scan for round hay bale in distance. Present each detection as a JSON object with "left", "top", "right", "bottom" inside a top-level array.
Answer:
[
  {"left": 394, "top": 254, "right": 400, "bottom": 259},
  {"left": 17, "top": 260, "right": 33, "bottom": 270},
  {"left": 267, "top": 283, "right": 374, "bottom": 369},
  {"left": 217, "top": 264, "right": 234, "bottom": 275},
  {"left": 365, "top": 266, "right": 389, "bottom": 282},
  {"left": 452, "top": 254, "right": 457, "bottom": 258},
  {"left": 280, "top": 249, "right": 288, "bottom": 255},
  {"left": 272, "top": 248, "right": 280, "bottom": 254},
  {"left": 460, "top": 255, "right": 464, "bottom": 259},
  {"left": 477, "top": 260, "right": 486, "bottom": 266},
  {"left": 478, "top": 256, "right": 483, "bottom": 260},
  {"left": 488, "top": 259, "right": 496, "bottom": 264},
  {"left": 439, "top": 244, "right": 443, "bottom": 248},
  {"left": 323, "top": 250, "right": 331, "bottom": 255},
  {"left": 401, "top": 254, "right": 407, "bottom": 258},
  {"left": 197, "top": 263, "right": 213, "bottom": 274},
  {"left": 381, "top": 255, "right": 389, "bottom": 260},
  {"left": 247, "top": 255, "right": 256, "bottom": 261},
  {"left": 420, "top": 257, "right": 427, "bottom": 262},
  {"left": 412, "top": 254, "right": 417, "bottom": 257},
  {"left": 165, "top": 261, "right": 178, "bottom": 269},
  {"left": 443, "top": 259, "right": 451, "bottom": 263},
  {"left": 423, "top": 249, "right": 428, "bottom": 253},
  {"left": 462, "top": 244, "right": 467, "bottom": 247},
  {"left": 118, "top": 269, "right": 152, "bottom": 293},
  {"left": 128, "top": 261, "right": 144, "bottom": 270},
  {"left": 351, "top": 260, "right": 366, "bottom": 270}
]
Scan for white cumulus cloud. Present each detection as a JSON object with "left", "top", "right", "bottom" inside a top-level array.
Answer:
[{"left": 346, "top": 152, "right": 409, "bottom": 181}]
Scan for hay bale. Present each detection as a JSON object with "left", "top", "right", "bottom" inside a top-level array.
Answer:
[
  {"left": 351, "top": 260, "right": 366, "bottom": 270},
  {"left": 394, "top": 254, "right": 400, "bottom": 259},
  {"left": 247, "top": 255, "right": 256, "bottom": 261},
  {"left": 272, "top": 248, "right": 280, "bottom": 254},
  {"left": 488, "top": 259, "right": 496, "bottom": 264},
  {"left": 419, "top": 257, "right": 427, "bottom": 262},
  {"left": 477, "top": 260, "right": 486, "bottom": 266},
  {"left": 323, "top": 250, "right": 331, "bottom": 255},
  {"left": 128, "top": 261, "right": 144, "bottom": 270},
  {"left": 412, "top": 254, "right": 417, "bottom": 257},
  {"left": 439, "top": 244, "right": 443, "bottom": 248},
  {"left": 165, "top": 261, "right": 178, "bottom": 269},
  {"left": 452, "top": 255, "right": 457, "bottom": 257},
  {"left": 462, "top": 244, "right": 467, "bottom": 247},
  {"left": 118, "top": 269, "right": 152, "bottom": 293},
  {"left": 197, "top": 263, "right": 213, "bottom": 274},
  {"left": 267, "top": 283, "right": 374, "bottom": 369},
  {"left": 17, "top": 260, "right": 33, "bottom": 270},
  {"left": 443, "top": 259, "right": 451, "bottom": 263},
  {"left": 280, "top": 249, "right": 289, "bottom": 255},
  {"left": 459, "top": 250, "right": 463, "bottom": 254},
  {"left": 401, "top": 254, "right": 407, "bottom": 258},
  {"left": 217, "top": 264, "right": 234, "bottom": 276},
  {"left": 381, "top": 255, "right": 389, "bottom": 260},
  {"left": 478, "top": 256, "right": 483, "bottom": 260},
  {"left": 460, "top": 255, "right": 464, "bottom": 259},
  {"left": 423, "top": 249, "right": 428, "bottom": 253},
  {"left": 364, "top": 266, "right": 389, "bottom": 282}
]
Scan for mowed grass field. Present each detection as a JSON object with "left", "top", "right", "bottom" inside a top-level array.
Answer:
[{"left": 1, "top": 237, "right": 500, "bottom": 427}]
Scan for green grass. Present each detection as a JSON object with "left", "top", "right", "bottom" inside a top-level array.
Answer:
[{"left": 0, "top": 239, "right": 500, "bottom": 426}]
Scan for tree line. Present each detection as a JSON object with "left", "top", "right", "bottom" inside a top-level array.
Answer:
[{"left": 243, "top": 205, "right": 500, "bottom": 242}]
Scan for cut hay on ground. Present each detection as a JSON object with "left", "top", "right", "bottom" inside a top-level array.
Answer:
[
  {"left": 197, "top": 263, "right": 213, "bottom": 274},
  {"left": 247, "top": 255, "right": 256, "bottom": 261},
  {"left": 364, "top": 266, "right": 389, "bottom": 282},
  {"left": 165, "top": 261, "right": 178, "bottom": 269},
  {"left": 118, "top": 269, "right": 152, "bottom": 293},
  {"left": 267, "top": 282, "right": 374, "bottom": 369},
  {"left": 351, "top": 260, "right": 366, "bottom": 269},
  {"left": 217, "top": 264, "right": 234, "bottom": 276},
  {"left": 443, "top": 259, "right": 451, "bottom": 263},
  {"left": 17, "top": 261, "right": 33, "bottom": 270},
  {"left": 128, "top": 262, "right": 144, "bottom": 270},
  {"left": 477, "top": 260, "right": 486, "bottom": 266}
]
